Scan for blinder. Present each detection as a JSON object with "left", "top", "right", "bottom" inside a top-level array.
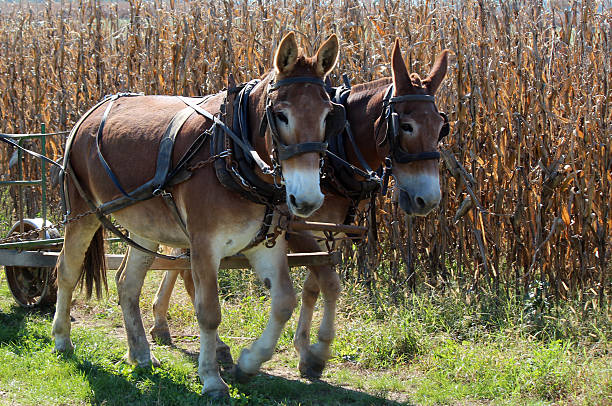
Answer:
[
  {"left": 381, "top": 86, "right": 445, "bottom": 165},
  {"left": 438, "top": 111, "right": 449, "bottom": 141},
  {"left": 325, "top": 102, "right": 347, "bottom": 140}
]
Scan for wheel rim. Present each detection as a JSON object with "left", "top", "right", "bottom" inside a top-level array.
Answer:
[
  {"left": 3, "top": 219, "right": 59, "bottom": 308},
  {"left": 5, "top": 266, "right": 53, "bottom": 307}
]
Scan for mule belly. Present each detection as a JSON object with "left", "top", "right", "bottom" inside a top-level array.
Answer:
[
  {"left": 111, "top": 205, "right": 191, "bottom": 248},
  {"left": 111, "top": 198, "right": 266, "bottom": 255}
]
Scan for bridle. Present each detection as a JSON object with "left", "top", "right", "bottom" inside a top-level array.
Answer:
[
  {"left": 259, "top": 76, "right": 346, "bottom": 164},
  {"left": 378, "top": 85, "right": 450, "bottom": 193}
]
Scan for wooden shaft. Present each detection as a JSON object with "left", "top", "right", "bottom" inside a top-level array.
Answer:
[
  {"left": 288, "top": 220, "right": 367, "bottom": 236},
  {"left": 0, "top": 250, "right": 342, "bottom": 270}
]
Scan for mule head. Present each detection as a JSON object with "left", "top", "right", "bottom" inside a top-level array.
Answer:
[
  {"left": 379, "top": 39, "right": 449, "bottom": 216},
  {"left": 266, "top": 32, "right": 342, "bottom": 217}
]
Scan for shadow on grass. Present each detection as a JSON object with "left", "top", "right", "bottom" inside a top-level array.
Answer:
[
  {"left": 231, "top": 369, "right": 410, "bottom": 406},
  {"left": 0, "top": 303, "right": 54, "bottom": 345},
  {"left": 59, "top": 346, "right": 408, "bottom": 406},
  {"left": 70, "top": 357, "right": 205, "bottom": 406},
  {"left": 174, "top": 344, "right": 409, "bottom": 405}
]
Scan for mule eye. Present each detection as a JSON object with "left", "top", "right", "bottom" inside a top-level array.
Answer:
[
  {"left": 401, "top": 123, "right": 414, "bottom": 133},
  {"left": 276, "top": 112, "right": 289, "bottom": 125}
]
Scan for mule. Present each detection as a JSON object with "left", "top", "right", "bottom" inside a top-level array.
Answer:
[
  {"left": 51, "top": 32, "right": 341, "bottom": 398},
  {"left": 149, "top": 39, "right": 450, "bottom": 379}
]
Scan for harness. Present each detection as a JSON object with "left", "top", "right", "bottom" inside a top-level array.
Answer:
[
  {"left": 209, "top": 76, "right": 345, "bottom": 249},
  {"left": 61, "top": 75, "right": 345, "bottom": 257}
]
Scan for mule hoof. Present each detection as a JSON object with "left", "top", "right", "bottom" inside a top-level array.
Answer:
[
  {"left": 203, "top": 388, "right": 229, "bottom": 400},
  {"left": 52, "top": 342, "right": 74, "bottom": 354},
  {"left": 299, "top": 351, "right": 326, "bottom": 380},
  {"left": 123, "top": 351, "right": 159, "bottom": 368},
  {"left": 150, "top": 327, "right": 173, "bottom": 345},
  {"left": 216, "top": 346, "right": 234, "bottom": 369},
  {"left": 234, "top": 365, "right": 256, "bottom": 384}
]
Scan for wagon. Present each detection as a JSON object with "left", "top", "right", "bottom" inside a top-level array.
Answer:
[{"left": 0, "top": 127, "right": 366, "bottom": 308}]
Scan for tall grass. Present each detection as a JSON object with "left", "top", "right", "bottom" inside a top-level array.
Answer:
[{"left": 0, "top": 0, "right": 609, "bottom": 308}]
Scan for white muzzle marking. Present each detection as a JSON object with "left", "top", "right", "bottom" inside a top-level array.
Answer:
[{"left": 284, "top": 167, "right": 324, "bottom": 218}]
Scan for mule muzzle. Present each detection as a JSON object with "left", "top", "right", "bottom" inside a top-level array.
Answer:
[
  {"left": 398, "top": 188, "right": 440, "bottom": 216},
  {"left": 288, "top": 192, "right": 324, "bottom": 218}
]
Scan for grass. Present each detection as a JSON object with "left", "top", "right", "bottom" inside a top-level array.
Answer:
[{"left": 0, "top": 266, "right": 610, "bottom": 405}]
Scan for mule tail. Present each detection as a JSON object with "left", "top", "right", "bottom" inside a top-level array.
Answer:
[{"left": 80, "top": 226, "right": 108, "bottom": 300}]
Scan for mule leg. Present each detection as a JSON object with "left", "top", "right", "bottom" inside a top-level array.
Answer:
[
  {"left": 179, "top": 268, "right": 234, "bottom": 368},
  {"left": 294, "top": 272, "right": 321, "bottom": 374},
  {"left": 290, "top": 236, "right": 341, "bottom": 379},
  {"left": 115, "top": 235, "right": 159, "bottom": 367},
  {"left": 189, "top": 244, "right": 228, "bottom": 398},
  {"left": 150, "top": 270, "right": 181, "bottom": 345},
  {"left": 149, "top": 267, "right": 234, "bottom": 366},
  {"left": 236, "top": 241, "right": 296, "bottom": 381},
  {"left": 52, "top": 215, "right": 101, "bottom": 353}
]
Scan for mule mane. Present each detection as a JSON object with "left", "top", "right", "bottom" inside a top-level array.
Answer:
[{"left": 351, "top": 77, "right": 391, "bottom": 94}]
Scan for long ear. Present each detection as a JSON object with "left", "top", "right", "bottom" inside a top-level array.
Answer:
[
  {"left": 423, "top": 49, "right": 450, "bottom": 95},
  {"left": 391, "top": 38, "right": 412, "bottom": 93},
  {"left": 314, "top": 34, "right": 339, "bottom": 77},
  {"left": 274, "top": 32, "right": 299, "bottom": 74}
]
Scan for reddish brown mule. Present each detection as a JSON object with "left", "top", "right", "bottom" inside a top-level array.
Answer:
[
  {"left": 51, "top": 32, "right": 340, "bottom": 398},
  {"left": 149, "top": 39, "right": 450, "bottom": 379}
]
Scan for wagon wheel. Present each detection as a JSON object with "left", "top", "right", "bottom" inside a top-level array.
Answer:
[{"left": 4, "top": 219, "right": 60, "bottom": 308}]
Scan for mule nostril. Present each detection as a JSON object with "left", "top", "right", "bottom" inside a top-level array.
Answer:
[
  {"left": 289, "top": 194, "right": 297, "bottom": 207},
  {"left": 415, "top": 196, "right": 426, "bottom": 208}
]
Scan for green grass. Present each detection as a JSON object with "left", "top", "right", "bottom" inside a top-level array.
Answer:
[{"left": 0, "top": 268, "right": 610, "bottom": 405}]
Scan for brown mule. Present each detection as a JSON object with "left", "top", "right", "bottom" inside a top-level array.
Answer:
[
  {"left": 51, "top": 32, "right": 341, "bottom": 399},
  {"left": 149, "top": 39, "right": 450, "bottom": 380}
]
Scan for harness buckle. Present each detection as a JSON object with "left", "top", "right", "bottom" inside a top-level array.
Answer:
[
  {"left": 152, "top": 188, "right": 170, "bottom": 197},
  {"left": 381, "top": 157, "right": 393, "bottom": 196}
]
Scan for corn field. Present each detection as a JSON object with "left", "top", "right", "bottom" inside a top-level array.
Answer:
[{"left": 0, "top": 0, "right": 610, "bottom": 308}]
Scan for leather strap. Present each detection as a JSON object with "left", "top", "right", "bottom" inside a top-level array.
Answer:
[
  {"left": 158, "top": 189, "right": 189, "bottom": 237},
  {"left": 0, "top": 135, "right": 63, "bottom": 169},
  {"left": 393, "top": 150, "right": 441, "bottom": 164},
  {"left": 178, "top": 95, "right": 274, "bottom": 175},
  {"left": 389, "top": 94, "right": 435, "bottom": 104},
  {"left": 95, "top": 93, "right": 144, "bottom": 200},
  {"left": 276, "top": 141, "right": 329, "bottom": 161},
  {"left": 152, "top": 106, "right": 197, "bottom": 189},
  {"left": 267, "top": 76, "right": 326, "bottom": 91}
]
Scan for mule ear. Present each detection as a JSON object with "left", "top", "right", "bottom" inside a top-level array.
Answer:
[
  {"left": 275, "top": 32, "right": 299, "bottom": 74},
  {"left": 315, "top": 34, "right": 339, "bottom": 77},
  {"left": 391, "top": 38, "right": 411, "bottom": 93},
  {"left": 423, "top": 49, "right": 450, "bottom": 95}
]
